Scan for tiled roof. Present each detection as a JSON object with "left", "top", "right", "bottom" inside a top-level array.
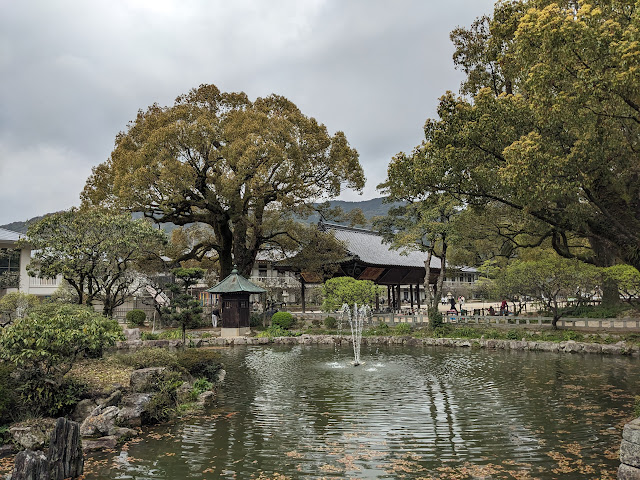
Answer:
[
  {"left": 207, "top": 268, "right": 266, "bottom": 294},
  {"left": 323, "top": 223, "right": 441, "bottom": 269},
  {"left": 0, "top": 227, "right": 22, "bottom": 242}
]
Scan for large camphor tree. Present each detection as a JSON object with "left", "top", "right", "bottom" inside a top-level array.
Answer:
[
  {"left": 388, "top": 0, "right": 640, "bottom": 273},
  {"left": 82, "top": 84, "right": 365, "bottom": 278}
]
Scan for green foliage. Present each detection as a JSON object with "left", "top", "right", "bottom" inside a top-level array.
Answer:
[
  {"left": 394, "top": 323, "right": 412, "bottom": 335},
  {"left": 176, "top": 349, "right": 222, "bottom": 382},
  {"left": 162, "top": 268, "right": 205, "bottom": 343},
  {"left": 126, "top": 309, "right": 146, "bottom": 327},
  {"left": 322, "top": 277, "right": 382, "bottom": 311},
  {"left": 0, "top": 292, "right": 40, "bottom": 326},
  {"left": 364, "top": 322, "right": 391, "bottom": 336},
  {"left": 256, "top": 325, "right": 292, "bottom": 338},
  {"left": 82, "top": 83, "right": 365, "bottom": 278},
  {"left": 0, "top": 304, "right": 123, "bottom": 386},
  {"left": 141, "top": 332, "right": 159, "bottom": 340},
  {"left": 271, "top": 311, "right": 295, "bottom": 330},
  {"left": 567, "top": 304, "right": 628, "bottom": 319},
  {"left": 562, "top": 330, "right": 584, "bottom": 342},
  {"left": 324, "top": 316, "right": 338, "bottom": 329},
  {"left": 190, "top": 378, "right": 214, "bottom": 401},
  {"left": 635, "top": 396, "right": 640, "bottom": 418},
  {"left": 428, "top": 307, "right": 443, "bottom": 330},
  {"left": 0, "top": 362, "right": 17, "bottom": 425},
  {"left": 22, "top": 208, "right": 166, "bottom": 317},
  {"left": 141, "top": 370, "right": 184, "bottom": 424},
  {"left": 158, "top": 328, "right": 190, "bottom": 340},
  {"left": 250, "top": 314, "right": 263, "bottom": 328},
  {"left": 18, "top": 377, "right": 87, "bottom": 417},
  {"left": 115, "top": 348, "right": 179, "bottom": 370}
]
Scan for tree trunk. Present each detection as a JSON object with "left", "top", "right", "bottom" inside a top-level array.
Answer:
[
  {"left": 300, "top": 277, "right": 306, "bottom": 313},
  {"left": 423, "top": 250, "right": 434, "bottom": 308}
]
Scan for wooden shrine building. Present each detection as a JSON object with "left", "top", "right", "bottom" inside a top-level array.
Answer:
[
  {"left": 207, "top": 267, "right": 265, "bottom": 337},
  {"left": 319, "top": 223, "right": 441, "bottom": 312}
]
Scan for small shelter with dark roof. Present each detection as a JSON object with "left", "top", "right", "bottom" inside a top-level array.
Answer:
[{"left": 207, "top": 267, "right": 265, "bottom": 337}]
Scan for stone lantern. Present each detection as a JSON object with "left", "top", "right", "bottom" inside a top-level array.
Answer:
[{"left": 206, "top": 267, "right": 265, "bottom": 337}]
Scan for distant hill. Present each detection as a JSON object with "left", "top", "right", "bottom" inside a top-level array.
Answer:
[{"left": 0, "top": 197, "right": 402, "bottom": 234}]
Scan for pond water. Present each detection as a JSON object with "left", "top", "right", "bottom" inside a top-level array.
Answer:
[{"left": 86, "top": 345, "right": 639, "bottom": 479}]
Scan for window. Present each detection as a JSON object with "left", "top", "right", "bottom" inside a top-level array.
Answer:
[{"left": 0, "top": 249, "right": 19, "bottom": 273}]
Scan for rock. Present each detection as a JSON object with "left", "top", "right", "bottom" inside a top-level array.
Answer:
[
  {"left": 10, "top": 449, "right": 49, "bottom": 480},
  {"left": 47, "top": 418, "right": 83, "bottom": 480},
  {"left": 99, "top": 390, "right": 123, "bottom": 408},
  {"left": 71, "top": 399, "right": 99, "bottom": 423},
  {"left": 123, "top": 328, "right": 141, "bottom": 341},
  {"left": 80, "top": 406, "right": 120, "bottom": 437},
  {"left": 197, "top": 391, "right": 216, "bottom": 407},
  {"left": 624, "top": 418, "right": 640, "bottom": 445},
  {"left": 129, "top": 367, "right": 166, "bottom": 392},
  {"left": 0, "top": 443, "right": 16, "bottom": 458},
  {"left": 10, "top": 419, "right": 57, "bottom": 450},
  {"left": 215, "top": 369, "right": 226, "bottom": 385},
  {"left": 603, "top": 344, "right": 625, "bottom": 355},
  {"left": 111, "top": 427, "right": 138, "bottom": 442},
  {"left": 621, "top": 439, "right": 640, "bottom": 468},
  {"left": 116, "top": 393, "right": 151, "bottom": 427},
  {"left": 618, "top": 463, "right": 640, "bottom": 479},
  {"left": 81, "top": 436, "right": 118, "bottom": 452}
]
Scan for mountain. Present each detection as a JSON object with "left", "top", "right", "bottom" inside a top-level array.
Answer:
[{"left": 0, "top": 197, "right": 402, "bottom": 234}]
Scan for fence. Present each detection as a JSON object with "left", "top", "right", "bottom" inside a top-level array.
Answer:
[{"left": 296, "top": 311, "right": 640, "bottom": 330}]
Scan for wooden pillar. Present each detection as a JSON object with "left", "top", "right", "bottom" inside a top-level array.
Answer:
[
  {"left": 397, "top": 284, "right": 401, "bottom": 312},
  {"left": 410, "top": 284, "right": 414, "bottom": 309},
  {"left": 300, "top": 276, "right": 306, "bottom": 313},
  {"left": 416, "top": 283, "right": 421, "bottom": 310},
  {"left": 375, "top": 291, "right": 380, "bottom": 311},
  {"left": 387, "top": 285, "right": 391, "bottom": 309},
  {"left": 391, "top": 286, "right": 396, "bottom": 311}
]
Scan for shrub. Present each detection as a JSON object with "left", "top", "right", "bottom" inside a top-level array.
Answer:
[
  {"left": 190, "top": 378, "right": 214, "bottom": 401},
  {"left": 142, "top": 370, "right": 185, "bottom": 424},
  {"left": 0, "top": 362, "right": 17, "bottom": 425},
  {"left": 311, "top": 319, "right": 321, "bottom": 328},
  {"left": 324, "top": 316, "right": 338, "bottom": 329},
  {"left": 176, "top": 349, "right": 223, "bottom": 382},
  {"left": 394, "top": 323, "right": 412, "bottom": 335},
  {"left": 365, "top": 322, "right": 391, "bottom": 336},
  {"left": 250, "top": 314, "right": 263, "bottom": 328},
  {"left": 116, "top": 348, "right": 179, "bottom": 370},
  {"left": 19, "top": 377, "right": 87, "bottom": 418},
  {"left": 158, "top": 328, "right": 192, "bottom": 340},
  {"left": 635, "top": 396, "right": 640, "bottom": 418},
  {"left": 562, "top": 330, "right": 584, "bottom": 342},
  {"left": 126, "top": 309, "right": 146, "bottom": 327},
  {"left": 428, "top": 307, "right": 443, "bottom": 330},
  {"left": 257, "top": 325, "right": 290, "bottom": 338},
  {"left": 271, "top": 311, "right": 295, "bottom": 329},
  {"left": 456, "top": 327, "right": 482, "bottom": 339},
  {"left": 141, "top": 332, "right": 159, "bottom": 340}
]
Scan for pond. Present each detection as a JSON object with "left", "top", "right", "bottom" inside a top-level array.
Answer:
[{"left": 86, "top": 345, "right": 638, "bottom": 479}]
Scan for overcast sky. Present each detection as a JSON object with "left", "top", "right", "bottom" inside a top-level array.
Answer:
[{"left": 0, "top": 0, "right": 496, "bottom": 226}]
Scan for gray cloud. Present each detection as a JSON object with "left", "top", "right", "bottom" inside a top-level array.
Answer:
[{"left": 0, "top": 0, "right": 495, "bottom": 224}]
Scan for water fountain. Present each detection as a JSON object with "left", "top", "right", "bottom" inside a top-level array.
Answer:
[{"left": 340, "top": 303, "right": 370, "bottom": 366}]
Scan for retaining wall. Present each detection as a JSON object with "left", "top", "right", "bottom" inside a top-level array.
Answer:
[{"left": 619, "top": 418, "right": 640, "bottom": 479}]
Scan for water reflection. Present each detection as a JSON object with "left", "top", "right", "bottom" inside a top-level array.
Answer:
[{"left": 87, "top": 345, "right": 639, "bottom": 479}]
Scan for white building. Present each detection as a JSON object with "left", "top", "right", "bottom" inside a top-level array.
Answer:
[{"left": 0, "top": 227, "right": 62, "bottom": 299}]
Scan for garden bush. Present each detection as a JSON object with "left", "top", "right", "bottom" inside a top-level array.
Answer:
[
  {"left": 365, "top": 322, "right": 390, "bottom": 336},
  {"left": 158, "top": 328, "right": 192, "bottom": 340},
  {"left": 116, "top": 347, "right": 179, "bottom": 370},
  {"left": 141, "top": 369, "right": 184, "bottom": 424},
  {"left": 190, "top": 378, "right": 214, "bottom": 401},
  {"left": 250, "top": 314, "right": 263, "bottom": 328},
  {"left": 428, "top": 307, "right": 443, "bottom": 330},
  {"left": 271, "top": 311, "right": 295, "bottom": 329},
  {"left": 0, "top": 362, "right": 17, "bottom": 425},
  {"left": 176, "top": 349, "right": 223, "bottom": 382},
  {"left": 257, "top": 325, "right": 291, "bottom": 338},
  {"left": 394, "top": 323, "right": 412, "bottom": 335},
  {"left": 126, "top": 309, "right": 146, "bottom": 327},
  {"left": 324, "top": 316, "right": 338, "bottom": 329},
  {"left": 141, "top": 332, "right": 159, "bottom": 340}
]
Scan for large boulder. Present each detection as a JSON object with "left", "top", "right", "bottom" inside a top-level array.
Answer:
[
  {"left": 47, "top": 418, "right": 83, "bottom": 480},
  {"left": 10, "top": 419, "right": 57, "bottom": 450},
  {"left": 129, "top": 367, "right": 166, "bottom": 392},
  {"left": 10, "top": 450, "right": 49, "bottom": 480},
  {"left": 79, "top": 406, "right": 120, "bottom": 438},
  {"left": 116, "top": 393, "right": 151, "bottom": 428},
  {"left": 71, "top": 399, "right": 99, "bottom": 424},
  {"left": 123, "top": 328, "right": 141, "bottom": 341}
]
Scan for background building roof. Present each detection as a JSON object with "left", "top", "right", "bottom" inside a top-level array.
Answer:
[{"left": 322, "top": 223, "right": 441, "bottom": 269}]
